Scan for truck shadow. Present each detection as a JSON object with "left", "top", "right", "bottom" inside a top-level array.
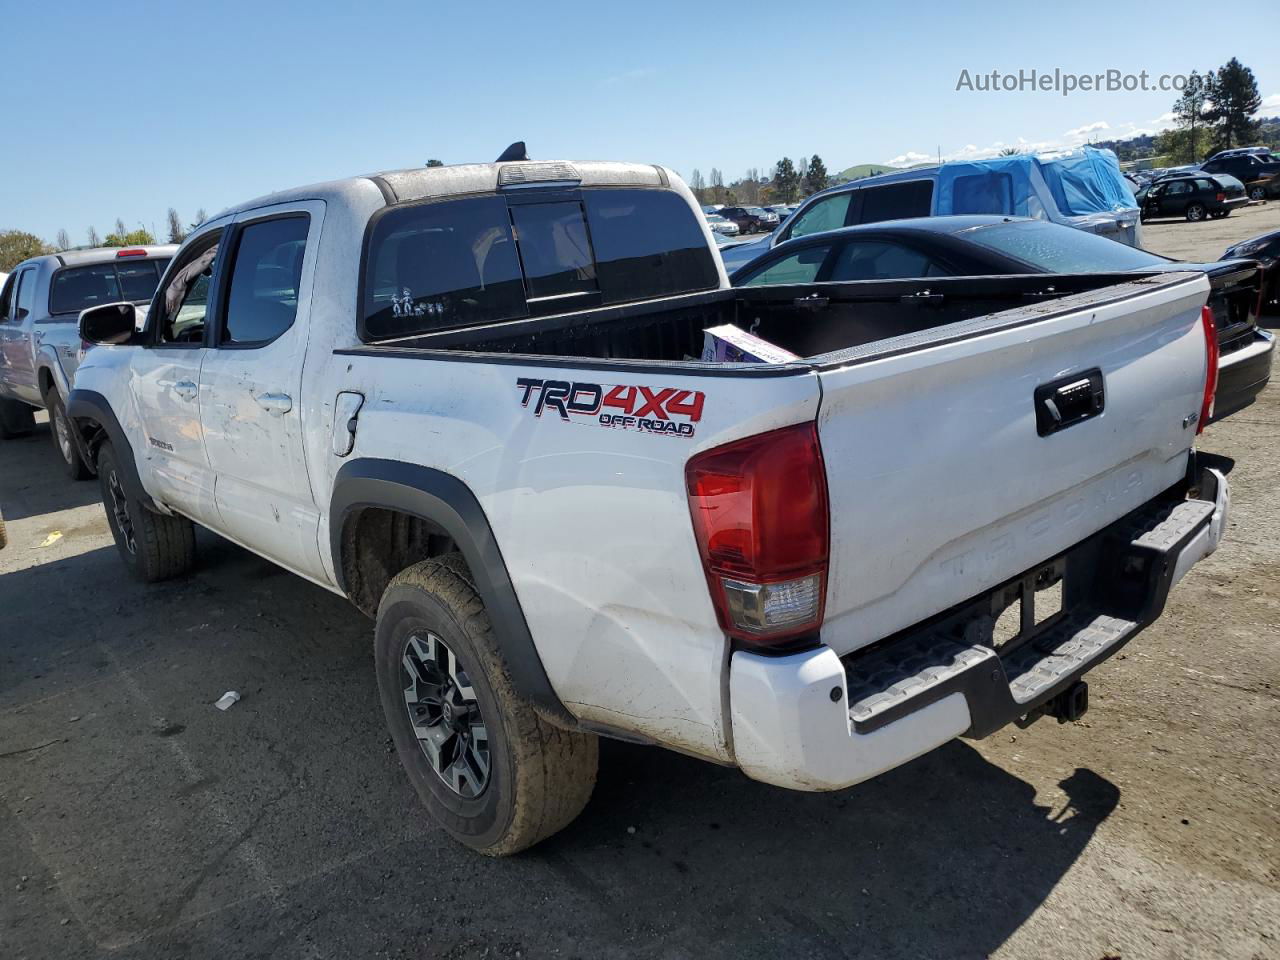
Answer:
[
  {"left": 0, "top": 497, "right": 1118, "bottom": 959},
  {"left": 538, "top": 728, "right": 1119, "bottom": 958}
]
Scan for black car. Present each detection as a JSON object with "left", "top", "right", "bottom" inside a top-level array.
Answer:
[
  {"left": 1201, "top": 153, "right": 1280, "bottom": 202},
  {"left": 729, "top": 215, "right": 1273, "bottom": 423},
  {"left": 717, "top": 207, "right": 766, "bottom": 234},
  {"left": 1223, "top": 229, "right": 1280, "bottom": 313},
  {"left": 1140, "top": 174, "right": 1248, "bottom": 222}
]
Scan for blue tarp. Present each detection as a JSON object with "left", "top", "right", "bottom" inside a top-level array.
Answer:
[{"left": 932, "top": 146, "right": 1139, "bottom": 243}]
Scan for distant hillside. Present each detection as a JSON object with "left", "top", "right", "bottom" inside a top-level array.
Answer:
[{"left": 834, "top": 163, "right": 898, "bottom": 182}]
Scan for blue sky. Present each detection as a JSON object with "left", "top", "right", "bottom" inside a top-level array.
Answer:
[{"left": 2, "top": 0, "right": 1276, "bottom": 243}]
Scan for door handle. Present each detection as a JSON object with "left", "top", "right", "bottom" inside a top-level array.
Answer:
[
  {"left": 255, "top": 392, "right": 293, "bottom": 416},
  {"left": 174, "top": 380, "right": 198, "bottom": 401}
]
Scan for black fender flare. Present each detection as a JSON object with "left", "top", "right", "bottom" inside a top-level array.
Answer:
[
  {"left": 329, "top": 458, "right": 574, "bottom": 727},
  {"left": 66, "top": 389, "right": 156, "bottom": 509}
]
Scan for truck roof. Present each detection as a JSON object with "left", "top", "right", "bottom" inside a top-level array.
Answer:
[
  {"left": 213, "top": 161, "right": 673, "bottom": 221},
  {"left": 13, "top": 245, "right": 178, "bottom": 271}
]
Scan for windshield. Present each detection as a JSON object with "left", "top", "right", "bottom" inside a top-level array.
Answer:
[{"left": 963, "top": 220, "right": 1169, "bottom": 272}]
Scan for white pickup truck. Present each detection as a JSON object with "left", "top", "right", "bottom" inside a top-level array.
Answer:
[{"left": 69, "top": 158, "right": 1229, "bottom": 855}]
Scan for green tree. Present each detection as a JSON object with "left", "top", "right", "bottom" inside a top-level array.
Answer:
[
  {"left": 0, "top": 230, "right": 54, "bottom": 271},
  {"left": 425, "top": 158, "right": 445, "bottom": 167},
  {"left": 998, "top": 147, "right": 1022, "bottom": 156},
  {"left": 772, "top": 157, "right": 799, "bottom": 203},
  {"left": 103, "top": 227, "right": 156, "bottom": 247},
  {"left": 1205, "top": 57, "right": 1262, "bottom": 151},
  {"left": 166, "top": 208, "right": 186, "bottom": 244},
  {"left": 804, "top": 155, "right": 829, "bottom": 195},
  {"left": 1172, "top": 71, "right": 1212, "bottom": 161}
]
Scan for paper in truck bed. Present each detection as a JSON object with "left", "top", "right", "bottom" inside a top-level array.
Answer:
[{"left": 701, "top": 324, "right": 800, "bottom": 364}]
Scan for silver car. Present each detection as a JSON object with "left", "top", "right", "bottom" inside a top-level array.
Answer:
[{"left": 0, "top": 245, "right": 174, "bottom": 477}]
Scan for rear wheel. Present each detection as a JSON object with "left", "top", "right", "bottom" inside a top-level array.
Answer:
[
  {"left": 0, "top": 397, "right": 35, "bottom": 439},
  {"left": 1185, "top": 203, "right": 1207, "bottom": 222},
  {"left": 1249, "top": 185, "right": 1266, "bottom": 202},
  {"left": 97, "top": 441, "right": 195, "bottom": 582},
  {"left": 46, "top": 393, "right": 91, "bottom": 481},
  {"left": 375, "top": 556, "right": 597, "bottom": 856}
]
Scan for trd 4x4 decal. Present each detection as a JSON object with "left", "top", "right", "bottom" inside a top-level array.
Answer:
[{"left": 516, "top": 378, "right": 705, "bottom": 437}]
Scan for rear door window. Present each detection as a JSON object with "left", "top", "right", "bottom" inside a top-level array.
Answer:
[
  {"left": 857, "top": 180, "right": 934, "bottom": 224},
  {"left": 827, "top": 241, "right": 951, "bottom": 281},
  {"left": 509, "top": 201, "right": 597, "bottom": 300}
]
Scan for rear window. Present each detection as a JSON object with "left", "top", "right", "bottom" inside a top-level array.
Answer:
[
  {"left": 361, "top": 188, "right": 717, "bottom": 340},
  {"left": 951, "top": 172, "right": 1014, "bottom": 215},
  {"left": 965, "top": 220, "right": 1169, "bottom": 272},
  {"left": 858, "top": 180, "right": 934, "bottom": 224},
  {"left": 49, "top": 258, "right": 169, "bottom": 315}
]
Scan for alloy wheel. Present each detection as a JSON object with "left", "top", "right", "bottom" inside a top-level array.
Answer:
[
  {"left": 54, "top": 408, "right": 74, "bottom": 464},
  {"left": 401, "top": 631, "right": 491, "bottom": 798}
]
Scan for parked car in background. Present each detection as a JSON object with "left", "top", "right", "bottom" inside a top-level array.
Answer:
[
  {"left": 720, "top": 146, "right": 1142, "bottom": 270},
  {"left": 729, "top": 215, "right": 1272, "bottom": 422},
  {"left": 1205, "top": 146, "right": 1276, "bottom": 163},
  {"left": 1139, "top": 174, "right": 1247, "bottom": 222},
  {"left": 704, "top": 213, "right": 740, "bottom": 236},
  {"left": 69, "top": 160, "right": 1228, "bottom": 854},
  {"left": 1200, "top": 152, "right": 1280, "bottom": 201},
  {"left": 752, "top": 206, "right": 779, "bottom": 230},
  {"left": 1223, "top": 229, "right": 1280, "bottom": 312},
  {"left": 0, "top": 245, "right": 174, "bottom": 476},
  {"left": 717, "top": 206, "right": 767, "bottom": 233}
]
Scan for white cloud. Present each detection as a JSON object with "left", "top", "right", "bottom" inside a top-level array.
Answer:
[
  {"left": 1259, "top": 92, "right": 1280, "bottom": 114},
  {"left": 1064, "top": 120, "right": 1110, "bottom": 140},
  {"left": 1151, "top": 111, "right": 1176, "bottom": 125},
  {"left": 885, "top": 150, "right": 933, "bottom": 166}
]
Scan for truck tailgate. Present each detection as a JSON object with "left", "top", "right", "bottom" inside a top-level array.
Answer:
[{"left": 814, "top": 273, "right": 1210, "bottom": 656}]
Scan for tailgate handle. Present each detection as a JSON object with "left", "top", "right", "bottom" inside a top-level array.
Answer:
[{"left": 1035, "top": 369, "right": 1104, "bottom": 437}]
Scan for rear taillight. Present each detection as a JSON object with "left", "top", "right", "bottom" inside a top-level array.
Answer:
[
  {"left": 685, "top": 423, "right": 829, "bottom": 646},
  {"left": 1198, "top": 304, "right": 1218, "bottom": 434},
  {"left": 1215, "top": 192, "right": 1225, "bottom": 203}
]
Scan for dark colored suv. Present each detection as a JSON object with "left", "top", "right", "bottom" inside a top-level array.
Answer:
[
  {"left": 1200, "top": 153, "right": 1280, "bottom": 201},
  {"left": 717, "top": 206, "right": 766, "bottom": 234},
  {"left": 1140, "top": 174, "right": 1248, "bottom": 223}
]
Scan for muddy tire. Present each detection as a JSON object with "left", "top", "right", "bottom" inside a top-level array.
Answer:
[
  {"left": 97, "top": 441, "right": 195, "bottom": 582},
  {"left": 47, "top": 392, "right": 91, "bottom": 481},
  {"left": 375, "top": 555, "right": 597, "bottom": 856},
  {"left": 0, "top": 397, "right": 35, "bottom": 439}
]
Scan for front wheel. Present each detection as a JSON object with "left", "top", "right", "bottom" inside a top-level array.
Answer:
[
  {"left": 1185, "top": 203, "right": 1207, "bottom": 222},
  {"left": 47, "top": 393, "right": 91, "bottom": 480},
  {"left": 375, "top": 556, "right": 598, "bottom": 856},
  {"left": 96, "top": 441, "right": 196, "bottom": 582}
]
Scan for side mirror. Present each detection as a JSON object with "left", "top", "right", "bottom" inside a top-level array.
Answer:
[{"left": 79, "top": 302, "right": 138, "bottom": 346}]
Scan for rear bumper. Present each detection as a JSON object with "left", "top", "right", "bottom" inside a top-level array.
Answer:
[
  {"left": 1213, "top": 328, "right": 1274, "bottom": 422},
  {"left": 728, "top": 464, "right": 1229, "bottom": 791}
]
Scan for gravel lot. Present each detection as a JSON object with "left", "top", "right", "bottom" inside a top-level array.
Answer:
[{"left": 2, "top": 206, "right": 1278, "bottom": 960}]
